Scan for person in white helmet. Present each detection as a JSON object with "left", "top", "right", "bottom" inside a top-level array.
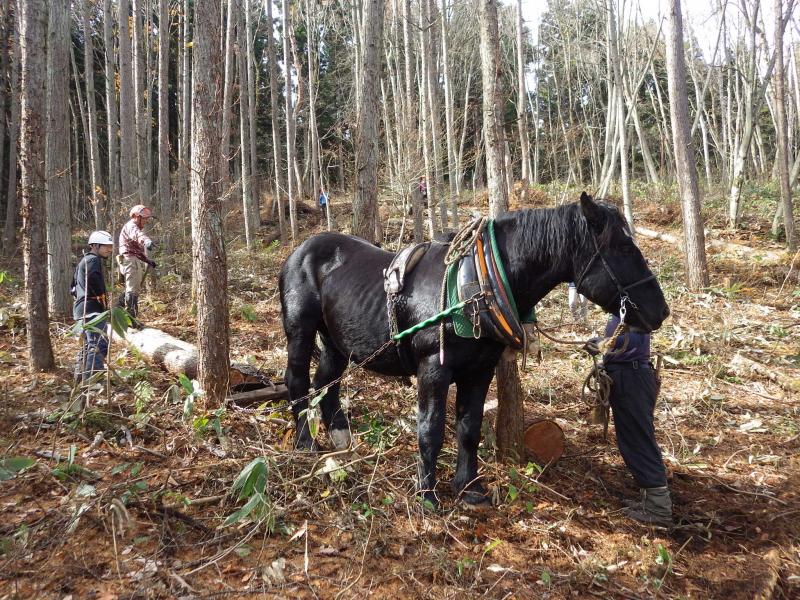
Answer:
[
  {"left": 71, "top": 230, "right": 114, "bottom": 383},
  {"left": 117, "top": 204, "right": 156, "bottom": 323}
]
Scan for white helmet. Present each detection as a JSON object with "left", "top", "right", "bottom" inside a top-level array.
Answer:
[{"left": 88, "top": 230, "right": 113, "bottom": 246}]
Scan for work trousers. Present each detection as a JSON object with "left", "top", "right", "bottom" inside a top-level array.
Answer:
[
  {"left": 120, "top": 255, "right": 148, "bottom": 295},
  {"left": 74, "top": 320, "right": 109, "bottom": 382},
  {"left": 605, "top": 361, "right": 668, "bottom": 489}
]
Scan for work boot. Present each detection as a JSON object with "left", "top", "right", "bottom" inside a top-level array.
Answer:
[
  {"left": 622, "top": 486, "right": 673, "bottom": 527},
  {"left": 124, "top": 293, "right": 144, "bottom": 329}
]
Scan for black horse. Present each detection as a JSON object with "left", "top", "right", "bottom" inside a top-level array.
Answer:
[{"left": 279, "top": 193, "right": 669, "bottom": 506}]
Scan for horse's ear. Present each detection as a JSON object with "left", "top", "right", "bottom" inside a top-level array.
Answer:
[{"left": 579, "top": 192, "right": 602, "bottom": 225}]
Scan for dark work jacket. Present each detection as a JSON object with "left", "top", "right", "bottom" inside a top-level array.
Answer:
[
  {"left": 603, "top": 315, "right": 651, "bottom": 365},
  {"left": 72, "top": 253, "right": 108, "bottom": 321}
]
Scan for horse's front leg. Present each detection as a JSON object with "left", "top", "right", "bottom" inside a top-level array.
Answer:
[
  {"left": 452, "top": 369, "right": 494, "bottom": 505},
  {"left": 416, "top": 356, "right": 452, "bottom": 508}
]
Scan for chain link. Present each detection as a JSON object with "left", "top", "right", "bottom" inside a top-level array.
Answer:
[{"left": 231, "top": 339, "right": 397, "bottom": 415}]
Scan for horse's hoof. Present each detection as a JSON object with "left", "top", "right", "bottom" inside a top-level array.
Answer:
[
  {"left": 294, "top": 436, "right": 321, "bottom": 452},
  {"left": 460, "top": 489, "right": 492, "bottom": 507},
  {"left": 419, "top": 491, "right": 440, "bottom": 512},
  {"left": 329, "top": 427, "right": 352, "bottom": 450}
]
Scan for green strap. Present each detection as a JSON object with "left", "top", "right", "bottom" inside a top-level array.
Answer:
[
  {"left": 392, "top": 298, "right": 472, "bottom": 341},
  {"left": 487, "top": 220, "right": 536, "bottom": 323}
]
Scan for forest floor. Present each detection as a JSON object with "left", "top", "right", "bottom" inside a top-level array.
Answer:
[{"left": 1, "top": 185, "right": 799, "bottom": 599}]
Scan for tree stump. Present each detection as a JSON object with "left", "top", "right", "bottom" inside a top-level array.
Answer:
[{"left": 523, "top": 419, "right": 565, "bottom": 467}]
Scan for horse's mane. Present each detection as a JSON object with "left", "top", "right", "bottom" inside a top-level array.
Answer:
[{"left": 499, "top": 201, "right": 627, "bottom": 270}]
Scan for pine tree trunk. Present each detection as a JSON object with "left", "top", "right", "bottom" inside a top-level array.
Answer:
[
  {"left": 191, "top": 0, "right": 229, "bottom": 406},
  {"left": 2, "top": 3, "right": 20, "bottom": 254},
  {"left": 45, "top": 0, "right": 72, "bottom": 316},
  {"left": 119, "top": 0, "right": 138, "bottom": 201},
  {"left": 19, "top": 0, "right": 55, "bottom": 370},
  {"left": 479, "top": 0, "right": 523, "bottom": 463},
  {"left": 104, "top": 0, "right": 121, "bottom": 217},
  {"left": 83, "top": 0, "right": 104, "bottom": 229},
  {"left": 665, "top": 0, "right": 709, "bottom": 290},
  {"left": 774, "top": 0, "right": 796, "bottom": 250},
  {"left": 306, "top": 0, "right": 323, "bottom": 228},
  {"left": 265, "top": 0, "right": 286, "bottom": 244},
  {"left": 352, "top": 0, "right": 384, "bottom": 243},
  {"left": 158, "top": 0, "right": 171, "bottom": 252}
]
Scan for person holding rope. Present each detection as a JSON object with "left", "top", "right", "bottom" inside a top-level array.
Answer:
[
  {"left": 71, "top": 231, "right": 114, "bottom": 384},
  {"left": 584, "top": 314, "right": 672, "bottom": 526}
]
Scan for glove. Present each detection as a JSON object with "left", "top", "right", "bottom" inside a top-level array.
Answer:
[
  {"left": 583, "top": 337, "right": 602, "bottom": 357},
  {"left": 146, "top": 259, "right": 158, "bottom": 269}
]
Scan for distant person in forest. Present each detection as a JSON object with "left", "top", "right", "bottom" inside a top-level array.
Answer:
[
  {"left": 117, "top": 204, "right": 156, "bottom": 325},
  {"left": 318, "top": 188, "right": 328, "bottom": 216},
  {"left": 568, "top": 282, "right": 588, "bottom": 323},
  {"left": 72, "top": 230, "right": 114, "bottom": 384},
  {"left": 584, "top": 315, "right": 673, "bottom": 526},
  {"left": 418, "top": 176, "right": 427, "bottom": 202}
]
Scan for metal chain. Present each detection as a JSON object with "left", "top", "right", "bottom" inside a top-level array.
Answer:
[{"left": 231, "top": 339, "right": 397, "bottom": 415}]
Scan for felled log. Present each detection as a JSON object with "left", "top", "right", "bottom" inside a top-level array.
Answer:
[
  {"left": 729, "top": 352, "right": 800, "bottom": 393},
  {"left": 113, "top": 326, "right": 288, "bottom": 396},
  {"left": 637, "top": 226, "right": 787, "bottom": 264}
]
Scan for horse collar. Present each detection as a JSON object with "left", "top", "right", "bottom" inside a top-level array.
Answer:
[{"left": 448, "top": 219, "right": 531, "bottom": 349}]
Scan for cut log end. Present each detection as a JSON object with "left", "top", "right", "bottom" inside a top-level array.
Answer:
[{"left": 523, "top": 419, "right": 565, "bottom": 466}]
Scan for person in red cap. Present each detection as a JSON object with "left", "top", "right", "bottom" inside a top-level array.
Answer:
[{"left": 117, "top": 204, "right": 156, "bottom": 325}]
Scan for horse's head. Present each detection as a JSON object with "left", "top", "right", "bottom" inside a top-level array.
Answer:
[{"left": 573, "top": 192, "right": 669, "bottom": 332}]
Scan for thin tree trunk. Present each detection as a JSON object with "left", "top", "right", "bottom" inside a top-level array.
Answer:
[
  {"left": 220, "top": 0, "right": 236, "bottom": 196},
  {"left": 2, "top": 5, "right": 20, "bottom": 253},
  {"left": 352, "top": 0, "right": 384, "bottom": 243},
  {"left": 119, "top": 0, "right": 138, "bottom": 202},
  {"left": 244, "top": 0, "right": 259, "bottom": 222},
  {"left": 237, "top": 0, "right": 256, "bottom": 250},
  {"left": 265, "top": 0, "right": 286, "bottom": 244},
  {"left": 83, "top": 0, "right": 104, "bottom": 229},
  {"left": 45, "top": 0, "right": 72, "bottom": 316},
  {"left": 191, "top": 0, "right": 229, "bottom": 406},
  {"left": 479, "top": 0, "right": 522, "bottom": 463},
  {"left": 158, "top": 0, "right": 171, "bottom": 252},
  {"left": 441, "top": 0, "right": 458, "bottom": 223},
  {"left": 607, "top": 0, "right": 633, "bottom": 230},
  {"left": 516, "top": 0, "right": 531, "bottom": 183},
  {"left": 20, "top": 0, "right": 55, "bottom": 370},
  {"left": 306, "top": 0, "right": 322, "bottom": 228},
  {"left": 104, "top": 0, "right": 121, "bottom": 217},
  {"left": 132, "top": 0, "right": 149, "bottom": 204},
  {"left": 179, "top": 0, "right": 191, "bottom": 222},
  {"left": 665, "top": 0, "right": 709, "bottom": 290},
  {"left": 282, "top": 0, "right": 297, "bottom": 241},
  {"left": 774, "top": 0, "right": 796, "bottom": 250}
]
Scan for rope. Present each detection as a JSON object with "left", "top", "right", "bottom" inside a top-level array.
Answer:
[
  {"left": 438, "top": 217, "right": 488, "bottom": 364},
  {"left": 582, "top": 356, "right": 613, "bottom": 440}
]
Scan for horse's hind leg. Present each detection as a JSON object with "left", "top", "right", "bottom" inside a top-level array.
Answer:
[{"left": 313, "top": 338, "right": 350, "bottom": 449}]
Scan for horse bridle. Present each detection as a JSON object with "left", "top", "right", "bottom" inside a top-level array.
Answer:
[{"left": 573, "top": 232, "right": 656, "bottom": 330}]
